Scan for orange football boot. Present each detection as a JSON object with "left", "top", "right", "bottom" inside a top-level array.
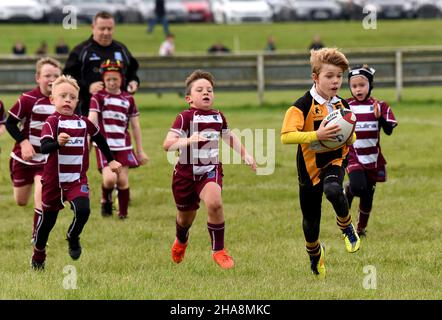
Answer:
[
  {"left": 171, "top": 238, "right": 188, "bottom": 264},
  {"left": 212, "top": 249, "right": 234, "bottom": 269}
]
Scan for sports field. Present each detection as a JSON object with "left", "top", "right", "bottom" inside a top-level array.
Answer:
[{"left": 0, "top": 86, "right": 441, "bottom": 300}]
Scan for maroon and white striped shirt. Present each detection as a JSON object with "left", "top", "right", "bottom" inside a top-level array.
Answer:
[
  {"left": 8, "top": 87, "right": 55, "bottom": 165},
  {"left": 41, "top": 112, "right": 99, "bottom": 187},
  {"left": 0, "top": 100, "right": 6, "bottom": 124},
  {"left": 347, "top": 97, "right": 397, "bottom": 171},
  {"left": 89, "top": 90, "right": 139, "bottom": 151},
  {"left": 170, "top": 107, "right": 229, "bottom": 180}
]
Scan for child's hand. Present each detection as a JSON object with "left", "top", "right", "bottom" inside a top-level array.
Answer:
[
  {"left": 20, "top": 139, "right": 36, "bottom": 161},
  {"left": 58, "top": 133, "right": 70, "bottom": 147},
  {"left": 243, "top": 153, "right": 257, "bottom": 172},
  {"left": 373, "top": 100, "right": 381, "bottom": 119},
  {"left": 316, "top": 120, "right": 340, "bottom": 141},
  {"left": 136, "top": 151, "right": 149, "bottom": 165},
  {"left": 109, "top": 160, "right": 122, "bottom": 174},
  {"left": 127, "top": 81, "right": 138, "bottom": 94},
  {"left": 89, "top": 81, "right": 104, "bottom": 95},
  {"left": 188, "top": 132, "right": 208, "bottom": 144}
]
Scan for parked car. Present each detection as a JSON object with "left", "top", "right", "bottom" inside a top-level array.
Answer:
[
  {"left": 0, "top": 0, "right": 46, "bottom": 22},
  {"left": 46, "top": 0, "right": 126, "bottom": 23},
  {"left": 285, "top": 0, "right": 343, "bottom": 20},
  {"left": 410, "top": 0, "right": 442, "bottom": 18},
  {"left": 135, "top": 0, "right": 189, "bottom": 23},
  {"left": 108, "top": 0, "right": 145, "bottom": 22},
  {"left": 345, "top": 0, "right": 414, "bottom": 19},
  {"left": 182, "top": 0, "right": 213, "bottom": 22},
  {"left": 266, "top": 0, "right": 295, "bottom": 21},
  {"left": 211, "top": 0, "right": 273, "bottom": 24}
]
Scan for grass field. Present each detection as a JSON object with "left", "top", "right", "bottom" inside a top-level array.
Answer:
[
  {"left": 0, "top": 86, "right": 441, "bottom": 300},
  {"left": 1, "top": 19, "right": 442, "bottom": 56}
]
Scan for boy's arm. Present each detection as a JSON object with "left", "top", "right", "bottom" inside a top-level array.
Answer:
[
  {"left": 129, "top": 116, "right": 149, "bottom": 165},
  {"left": 222, "top": 130, "right": 257, "bottom": 171},
  {"left": 163, "top": 131, "right": 206, "bottom": 151},
  {"left": 40, "top": 137, "right": 59, "bottom": 154},
  {"left": 281, "top": 106, "right": 340, "bottom": 144},
  {"left": 5, "top": 115, "right": 25, "bottom": 143},
  {"left": 91, "top": 133, "right": 122, "bottom": 174},
  {"left": 91, "top": 132, "right": 114, "bottom": 163},
  {"left": 6, "top": 115, "right": 35, "bottom": 160},
  {"left": 88, "top": 110, "right": 99, "bottom": 126}
]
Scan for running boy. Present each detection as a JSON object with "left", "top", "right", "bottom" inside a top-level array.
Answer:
[
  {"left": 163, "top": 70, "right": 256, "bottom": 270},
  {"left": 281, "top": 48, "right": 360, "bottom": 279},
  {"left": 31, "top": 75, "right": 122, "bottom": 270},
  {"left": 345, "top": 65, "right": 398, "bottom": 236},
  {"left": 5, "top": 57, "right": 61, "bottom": 244},
  {"left": 88, "top": 60, "right": 149, "bottom": 219}
]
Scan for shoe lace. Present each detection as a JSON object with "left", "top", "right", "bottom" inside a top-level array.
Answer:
[
  {"left": 344, "top": 225, "right": 357, "bottom": 244},
  {"left": 216, "top": 250, "right": 231, "bottom": 263}
]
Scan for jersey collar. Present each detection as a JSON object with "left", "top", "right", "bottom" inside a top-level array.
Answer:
[{"left": 310, "top": 85, "right": 340, "bottom": 105}]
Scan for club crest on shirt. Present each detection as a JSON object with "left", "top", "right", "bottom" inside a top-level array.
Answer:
[
  {"left": 207, "top": 171, "right": 216, "bottom": 179},
  {"left": 114, "top": 52, "right": 123, "bottom": 61},
  {"left": 80, "top": 184, "right": 89, "bottom": 193}
]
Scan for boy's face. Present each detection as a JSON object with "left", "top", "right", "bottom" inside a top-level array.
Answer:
[
  {"left": 103, "top": 71, "right": 122, "bottom": 94},
  {"left": 50, "top": 82, "right": 79, "bottom": 116},
  {"left": 312, "top": 63, "right": 344, "bottom": 100},
  {"left": 349, "top": 75, "right": 369, "bottom": 101},
  {"left": 185, "top": 78, "right": 214, "bottom": 109},
  {"left": 36, "top": 64, "right": 61, "bottom": 97}
]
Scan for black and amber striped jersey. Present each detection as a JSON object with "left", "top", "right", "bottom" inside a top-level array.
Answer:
[{"left": 281, "top": 86, "right": 350, "bottom": 187}]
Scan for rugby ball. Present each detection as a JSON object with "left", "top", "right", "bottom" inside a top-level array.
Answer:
[{"left": 319, "top": 108, "right": 356, "bottom": 150}]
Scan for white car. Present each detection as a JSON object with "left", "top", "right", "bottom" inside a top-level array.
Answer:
[
  {"left": 0, "top": 0, "right": 45, "bottom": 22},
  {"left": 286, "top": 0, "right": 342, "bottom": 20},
  {"left": 211, "top": 0, "right": 273, "bottom": 24}
]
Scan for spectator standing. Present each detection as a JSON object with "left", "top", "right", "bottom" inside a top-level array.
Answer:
[
  {"left": 64, "top": 11, "right": 140, "bottom": 116},
  {"left": 147, "top": 0, "right": 170, "bottom": 36}
]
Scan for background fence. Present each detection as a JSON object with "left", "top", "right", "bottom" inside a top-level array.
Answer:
[{"left": 1, "top": 47, "right": 441, "bottom": 105}]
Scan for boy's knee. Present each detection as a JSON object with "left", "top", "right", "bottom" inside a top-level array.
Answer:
[
  {"left": 349, "top": 183, "right": 367, "bottom": 197},
  {"left": 206, "top": 200, "right": 223, "bottom": 214},
  {"left": 324, "top": 182, "right": 342, "bottom": 201},
  {"left": 16, "top": 199, "right": 28, "bottom": 206},
  {"left": 71, "top": 197, "right": 91, "bottom": 217}
]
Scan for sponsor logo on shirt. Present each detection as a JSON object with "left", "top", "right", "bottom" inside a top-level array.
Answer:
[{"left": 89, "top": 53, "right": 101, "bottom": 61}]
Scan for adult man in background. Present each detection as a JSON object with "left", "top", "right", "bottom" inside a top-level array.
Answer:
[{"left": 64, "top": 11, "right": 140, "bottom": 115}]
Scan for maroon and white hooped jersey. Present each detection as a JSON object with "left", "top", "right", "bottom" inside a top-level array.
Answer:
[
  {"left": 0, "top": 100, "right": 6, "bottom": 124},
  {"left": 346, "top": 97, "right": 397, "bottom": 171},
  {"left": 170, "top": 107, "right": 229, "bottom": 180},
  {"left": 41, "top": 112, "right": 99, "bottom": 187},
  {"left": 8, "top": 87, "right": 55, "bottom": 165},
  {"left": 89, "top": 90, "right": 139, "bottom": 151}
]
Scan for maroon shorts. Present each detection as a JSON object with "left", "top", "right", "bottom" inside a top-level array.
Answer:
[
  {"left": 172, "top": 169, "right": 223, "bottom": 211},
  {"left": 9, "top": 158, "right": 44, "bottom": 187},
  {"left": 41, "top": 178, "right": 90, "bottom": 212},
  {"left": 95, "top": 148, "right": 139, "bottom": 170}
]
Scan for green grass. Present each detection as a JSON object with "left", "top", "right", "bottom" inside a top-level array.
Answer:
[
  {"left": 2, "top": 19, "right": 442, "bottom": 56},
  {"left": 0, "top": 86, "right": 441, "bottom": 299}
]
